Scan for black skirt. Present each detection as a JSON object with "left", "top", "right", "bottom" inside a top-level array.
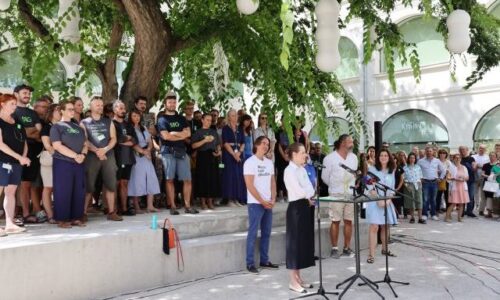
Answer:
[
  {"left": 194, "top": 150, "right": 220, "bottom": 197},
  {"left": 286, "top": 199, "right": 315, "bottom": 270}
]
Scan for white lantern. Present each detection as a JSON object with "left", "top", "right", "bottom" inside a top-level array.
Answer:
[
  {"left": 446, "top": 9, "right": 471, "bottom": 53},
  {"left": 61, "top": 51, "right": 81, "bottom": 66},
  {"left": 58, "top": 0, "right": 81, "bottom": 42},
  {"left": 236, "top": 0, "right": 259, "bottom": 15},
  {"left": 316, "top": 51, "right": 341, "bottom": 73},
  {"left": 315, "top": 0, "right": 341, "bottom": 72},
  {"left": 0, "top": 0, "right": 11, "bottom": 11},
  {"left": 315, "top": 0, "right": 339, "bottom": 26}
]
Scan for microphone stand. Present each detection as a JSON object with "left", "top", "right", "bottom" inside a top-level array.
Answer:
[
  {"left": 335, "top": 176, "right": 384, "bottom": 300},
  {"left": 358, "top": 183, "right": 409, "bottom": 297},
  {"left": 291, "top": 164, "right": 338, "bottom": 300}
]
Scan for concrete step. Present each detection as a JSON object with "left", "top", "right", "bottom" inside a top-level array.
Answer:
[{"left": 0, "top": 204, "right": 369, "bottom": 300}]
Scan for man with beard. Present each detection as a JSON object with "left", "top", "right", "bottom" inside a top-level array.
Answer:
[
  {"left": 321, "top": 134, "right": 358, "bottom": 258},
  {"left": 134, "top": 96, "right": 156, "bottom": 136},
  {"left": 157, "top": 91, "right": 198, "bottom": 215},
  {"left": 13, "top": 84, "right": 42, "bottom": 224},
  {"left": 81, "top": 97, "right": 121, "bottom": 221},
  {"left": 113, "top": 100, "right": 137, "bottom": 215}
]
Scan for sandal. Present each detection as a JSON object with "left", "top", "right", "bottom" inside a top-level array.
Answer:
[
  {"left": 71, "top": 220, "right": 86, "bottom": 227},
  {"left": 58, "top": 222, "right": 72, "bottom": 229},
  {"left": 23, "top": 215, "right": 38, "bottom": 224},
  {"left": 366, "top": 256, "right": 375, "bottom": 264},
  {"left": 48, "top": 218, "right": 57, "bottom": 224},
  {"left": 5, "top": 226, "right": 27, "bottom": 234},
  {"left": 0, "top": 228, "right": 7, "bottom": 237},
  {"left": 409, "top": 217, "right": 415, "bottom": 224},
  {"left": 14, "top": 217, "right": 25, "bottom": 227},
  {"left": 381, "top": 250, "right": 397, "bottom": 257}
]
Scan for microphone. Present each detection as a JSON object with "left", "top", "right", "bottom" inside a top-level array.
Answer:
[
  {"left": 312, "top": 161, "right": 326, "bottom": 168},
  {"left": 367, "top": 171, "right": 381, "bottom": 182},
  {"left": 339, "top": 163, "right": 359, "bottom": 175}
]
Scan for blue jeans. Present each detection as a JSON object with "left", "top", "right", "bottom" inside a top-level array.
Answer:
[
  {"left": 466, "top": 181, "right": 475, "bottom": 214},
  {"left": 422, "top": 181, "right": 438, "bottom": 217},
  {"left": 246, "top": 203, "right": 273, "bottom": 267}
]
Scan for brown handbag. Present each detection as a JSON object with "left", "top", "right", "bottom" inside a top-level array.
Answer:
[{"left": 162, "top": 218, "right": 184, "bottom": 271}]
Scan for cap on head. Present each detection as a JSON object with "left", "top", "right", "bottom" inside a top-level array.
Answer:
[{"left": 14, "top": 84, "right": 34, "bottom": 93}]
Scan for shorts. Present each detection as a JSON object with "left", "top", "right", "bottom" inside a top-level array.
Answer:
[
  {"left": 329, "top": 201, "right": 354, "bottom": 222},
  {"left": 117, "top": 164, "right": 133, "bottom": 181},
  {"left": 161, "top": 153, "right": 191, "bottom": 181},
  {"left": 85, "top": 152, "right": 117, "bottom": 193},
  {"left": 0, "top": 162, "right": 23, "bottom": 186},
  {"left": 21, "top": 154, "right": 41, "bottom": 182},
  {"left": 40, "top": 164, "right": 53, "bottom": 187}
]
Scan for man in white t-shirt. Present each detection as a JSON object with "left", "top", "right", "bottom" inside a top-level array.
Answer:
[
  {"left": 472, "top": 144, "right": 490, "bottom": 215},
  {"left": 243, "top": 136, "right": 278, "bottom": 274},
  {"left": 321, "top": 134, "right": 358, "bottom": 259}
]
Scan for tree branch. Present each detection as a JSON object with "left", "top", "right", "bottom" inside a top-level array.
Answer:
[{"left": 17, "top": 0, "right": 53, "bottom": 41}]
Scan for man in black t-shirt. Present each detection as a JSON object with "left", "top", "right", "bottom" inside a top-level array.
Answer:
[
  {"left": 113, "top": 100, "right": 137, "bottom": 215},
  {"left": 157, "top": 91, "right": 198, "bottom": 215},
  {"left": 460, "top": 146, "right": 477, "bottom": 217},
  {"left": 13, "top": 84, "right": 42, "bottom": 224}
]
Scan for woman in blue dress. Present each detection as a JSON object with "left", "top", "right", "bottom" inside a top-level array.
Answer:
[
  {"left": 221, "top": 109, "right": 246, "bottom": 206},
  {"left": 239, "top": 114, "right": 254, "bottom": 161},
  {"left": 366, "top": 149, "right": 398, "bottom": 263}
]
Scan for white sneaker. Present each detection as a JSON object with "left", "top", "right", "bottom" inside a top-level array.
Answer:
[
  {"left": 227, "top": 201, "right": 238, "bottom": 208},
  {"left": 235, "top": 201, "right": 243, "bottom": 207},
  {"left": 422, "top": 215, "right": 428, "bottom": 220},
  {"left": 432, "top": 215, "right": 439, "bottom": 221}
]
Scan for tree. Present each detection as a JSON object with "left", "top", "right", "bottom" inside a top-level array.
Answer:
[{"left": 0, "top": 0, "right": 499, "bottom": 144}]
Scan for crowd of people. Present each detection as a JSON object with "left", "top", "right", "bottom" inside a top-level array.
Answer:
[{"left": 0, "top": 84, "right": 499, "bottom": 293}]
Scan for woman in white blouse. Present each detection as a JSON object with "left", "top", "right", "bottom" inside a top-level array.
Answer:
[{"left": 284, "top": 142, "right": 316, "bottom": 294}]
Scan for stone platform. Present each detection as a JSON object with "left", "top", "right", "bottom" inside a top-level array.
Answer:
[{"left": 0, "top": 203, "right": 369, "bottom": 300}]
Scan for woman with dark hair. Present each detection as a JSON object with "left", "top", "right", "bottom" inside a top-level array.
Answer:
[
  {"left": 192, "top": 113, "right": 221, "bottom": 209},
  {"left": 254, "top": 113, "right": 276, "bottom": 161},
  {"left": 393, "top": 151, "right": 406, "bottom": 218},
  {"left": 243, "top": 135, "right": 278, "bottom": 274},
  {"left": 221, "top": 109, "right": 246, "bottom": 206},
  {"left": 367, "top": 146, "right": 376, "bottom": 166},
  {"left": 366, "top": 149, "right": 398, "bottom": 263},
  {"left": 0, "top": 94, "right": 30, "bottom": 236},
  {"left": 50, "top": 100, "right": 88, "bottom": 228},
  {"left": 69, "top": 96, "right": 84, "bottom": 123},
  {"left": 128, "top": 109, "right": 160, "bottom": 213},
  {"left": 240, "top": 114, "right": 254, "bottom": 161},
  {"left": 40, "top": 103, "right": 61, "bottom": 224},
  {"left": 436, "top": 148, "right": 451, "bottom": 212},
  {"left": 403, "top": 152, "right": 424, "bottom": 223},
  {"left": 284, "top": 142, "right": 315, "bottom": 293}
]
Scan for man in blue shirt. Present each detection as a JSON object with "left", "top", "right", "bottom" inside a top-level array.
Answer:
[{"left": 417, "top": 146, "right": 445, "bottom": 222}]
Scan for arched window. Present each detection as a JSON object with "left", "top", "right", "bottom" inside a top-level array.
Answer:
[
  {"left": 473, "top": 105, "right": 500, "bottom": 150},
  {"left": 309, "top": 117, "right": 350, "bottom": 146},
  {"left": 381, "top": 17, "right": 449, "bottom": 72},
  {"left": 0, "top": 48, "right": 66, "bottom": 89},
  {"left": 382, "top": 109, "right": 449, "bottom": 152},
  {"left": 335, "top": 37, "right": 360, "bottom": 80}
]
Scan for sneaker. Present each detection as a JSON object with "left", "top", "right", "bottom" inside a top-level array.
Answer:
[
  {"left": 409, "top": 218, "right": 415, "bottom": 224},
  {"left": 418, "top": 219, "right": 427, "bottom": 224},
  {"left": 170, "top": 208, "right": 180, "bottom": 215},
  {"left": 479, "top": 211, "right": 484, "bottom": 216},
  {"left": 185, "top": 207, "right": 199, "bottom": 214},
  {"left": 342, "top": 248, "right": 354, "bottom": 258},
  {"left": 330, "top": 248, "right": 340, "bottom": 259},
  {"left": 235, "top": 201, "right": 243, "bottom": 207},
  {"left": 107, "top": 213, "right": 123, "bottom": 221},
  {"left": 247, "top": 265, "right": 259, "bottom": 274},
  {"left": 227, "top": 201, "right": 238, "bottom": 208},
  {"left": 466, "top": 213, "right": 477, "bottom": 218},
  {"left": 422, "top": 215, "right": 428, "bottom": 221},
  {"left": 432, "top": 215, "right": 439, "bottom": 221},
  {"left": 260, "top": 262, "right": 279, "bottom": 269}
]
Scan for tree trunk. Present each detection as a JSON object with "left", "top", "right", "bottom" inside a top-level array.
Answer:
[
  {"left": 95, "top": 20, "right": 124, "bottom": 103},
  {"left": 119, "top": 0, "right": 174, "bottom": 109}
]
